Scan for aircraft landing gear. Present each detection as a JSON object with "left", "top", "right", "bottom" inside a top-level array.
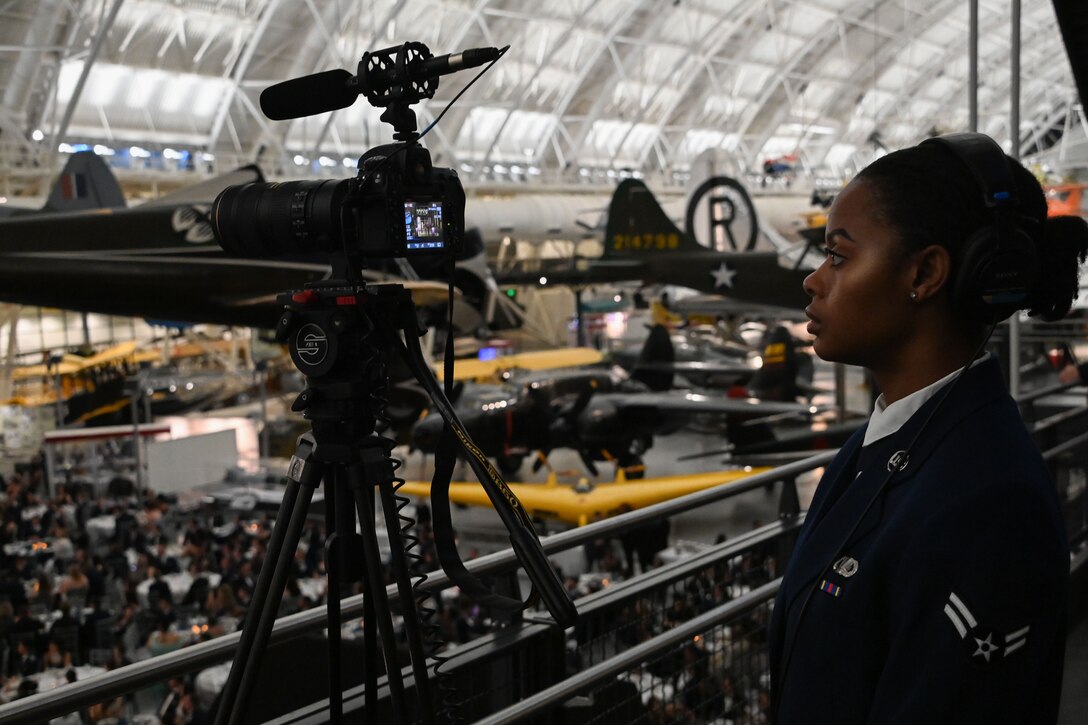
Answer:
[
  {"left": 498, "top": 453, "right": 524, "bottom": 477},
  {"left": 617, "top": 453, "right": 645, "bottom": 480}
]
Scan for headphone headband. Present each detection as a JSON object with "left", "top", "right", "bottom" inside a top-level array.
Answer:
[
  {"left": 918, "top": 132, "right": 1037, "bottom": 319},
  {"left": 920, "top": 133, "right": 1017, "bottom": 211}
]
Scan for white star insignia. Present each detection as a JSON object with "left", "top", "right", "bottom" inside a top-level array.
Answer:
[
  {"left": 973, "top": 633, "right": 998, "bottom": 662},
  {"left": 710, "top": 262, "right": 736, "bottom": 289}
]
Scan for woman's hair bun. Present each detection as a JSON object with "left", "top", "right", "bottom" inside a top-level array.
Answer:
[{"left": 1026, "top": 214, "right": 1088, "bottom": 321}]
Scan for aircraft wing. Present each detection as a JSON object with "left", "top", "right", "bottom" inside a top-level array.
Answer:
[
  {"left": 627, "top": 359, "right": 756, "bottom": 376},
  {"left": 604, "top": 391, "right": 815, "bottom": 417},
  {"left": 433, "top": 347, "right": 605, "bottom": 381},
  {"left": 0, "top": 249, "right": 328, "bottom": 328},
  {"left": 399, "top": 467, "right": 768, "bottom": 526}
]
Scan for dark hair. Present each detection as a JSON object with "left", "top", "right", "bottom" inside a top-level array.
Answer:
[{"left": 856, "top": 139, "right": 1088, "bottom": 321}]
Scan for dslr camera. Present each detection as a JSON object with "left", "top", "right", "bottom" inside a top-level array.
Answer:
[
  {"left": 210, "top": 41, "right": 497, "bottom": 263},
  {"left": 211, "top": 143, "right": 464, "bottom": 261}
]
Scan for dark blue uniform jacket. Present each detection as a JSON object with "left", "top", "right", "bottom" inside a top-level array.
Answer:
[{"left": 769, "top": 357, "right": 1067, "bottom": 724}]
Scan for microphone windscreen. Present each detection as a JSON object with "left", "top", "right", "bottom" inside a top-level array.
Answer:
[{"left": 260, "top": 69, "right": 356, "bottom": 121}]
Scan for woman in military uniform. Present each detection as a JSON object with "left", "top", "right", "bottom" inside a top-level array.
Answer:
[{"left": 769, "top": 133, "right": 1088, "bottom": 724}]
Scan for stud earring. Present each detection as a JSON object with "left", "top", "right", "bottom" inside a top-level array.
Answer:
[{"left": 909, "top": 290, "right": 918, "bottom": 301}]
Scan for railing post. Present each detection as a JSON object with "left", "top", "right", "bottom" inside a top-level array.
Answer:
[
  {"left": 777, "top": 476, "right": 802, "bottom": 572},
  {"left": 777, "top": 475, "right": 800, "bottom": 519}
]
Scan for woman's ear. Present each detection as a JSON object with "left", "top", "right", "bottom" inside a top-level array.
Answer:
[{"left": 910, "top": 244, "right": 951, "bottom": 301}]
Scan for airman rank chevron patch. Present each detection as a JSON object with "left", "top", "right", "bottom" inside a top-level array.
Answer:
[{"left": 942, "top": 590, "right": 1030, "bottom": 665}]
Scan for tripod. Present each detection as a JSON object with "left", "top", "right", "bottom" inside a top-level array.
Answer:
[{"left": 215, "top": 282, "right": 440, "bottom": 725}]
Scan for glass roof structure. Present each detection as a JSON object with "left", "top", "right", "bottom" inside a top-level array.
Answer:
[{"left": 0, "top": 0, "right": 1080, "bottom": 188}]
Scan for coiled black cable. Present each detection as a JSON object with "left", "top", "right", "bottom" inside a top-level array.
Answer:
[{"left": 367, "top": 328, "right": 457, "bottom": 724}]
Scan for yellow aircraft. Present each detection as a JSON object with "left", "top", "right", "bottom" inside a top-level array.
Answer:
[
  {"left": 399, "top": 466, "right": 769, "bottom": 527},
  {"left": 5, "top": 339, "right": 231, "bottom": 422},
  {"left": 431, "top": 347, "right": 604, "bottom": 383}
]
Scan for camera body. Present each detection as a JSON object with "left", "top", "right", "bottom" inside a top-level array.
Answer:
[
  {"left": 353, "top": 143, "right": 464, "bottom": 258},
  {"left": 211, "top": 142, "right": 464, "bottom": 262}
]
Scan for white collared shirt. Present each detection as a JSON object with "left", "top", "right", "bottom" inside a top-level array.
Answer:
[{"left": 862, "top": 353, "right": 990, "bottom": 447}]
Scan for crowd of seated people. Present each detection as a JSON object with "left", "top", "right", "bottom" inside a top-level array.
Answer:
[
  {"left": 0, "top": 455, "right": 330, "bottom": 719},
  {"left": 0, "top": 457, "right": 513, "bottom": 721},
  {"left": 1, "top": 445, "right": 776, "bottom": 723}
]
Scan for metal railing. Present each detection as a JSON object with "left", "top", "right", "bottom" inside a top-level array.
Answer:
[
  {"left": 0, "top": 452, "right": 834, "bottom": 723},
  {"left": 478, "top": 581, "right": 781, "bottom": 725},
  {"left": 2, "top": 379, "right": 1086, "bottom": 723}
]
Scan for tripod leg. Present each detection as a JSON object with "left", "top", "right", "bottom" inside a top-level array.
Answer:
[
  {"left": 345, "top": 461, "right": 410, "bottom": 720},
  {"left": 214, "top": 466, "right": 302, "bottom": 725},
  {"left": 325, "top": 468, "right": 362, "bottom": 723},
  {"left": 363, "top": 491, "right": 378, "bottom": 725},
  {"left": 215, "top": 434, "right": 322, "bottom": 725},
  {"left": 325, "top": 482, "right": 343, "bottom": 724}
]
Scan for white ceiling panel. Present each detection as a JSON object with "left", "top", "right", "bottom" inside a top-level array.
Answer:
[{"left": 0, "top": 0, "right": 1078, "bottom": 186}]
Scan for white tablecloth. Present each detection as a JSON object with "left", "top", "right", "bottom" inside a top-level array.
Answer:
[{"left": 195, "top": 662, "right": 232, "bottom": 709}]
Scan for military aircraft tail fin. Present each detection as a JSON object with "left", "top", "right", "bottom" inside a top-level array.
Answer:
[
  {"left": 747, "top": 325, "right": 804, "bottom": 401},
  {"left": 43, "top": 151, "right": 126, "bottom": 213},
  {"left": 630, "top": 324, "right": 675, "bottom": 392},
  {"left": 602, "top": 179, "right": 706, "bottom": 260}
]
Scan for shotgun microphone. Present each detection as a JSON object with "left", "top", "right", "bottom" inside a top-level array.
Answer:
[{"left": 259, "top": 69, "right": 357, "bottom": 121}]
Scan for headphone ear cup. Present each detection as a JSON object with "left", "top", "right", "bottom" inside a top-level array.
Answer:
[{"left": 953, "top": 223, "right": 1038, "bottom": 319}]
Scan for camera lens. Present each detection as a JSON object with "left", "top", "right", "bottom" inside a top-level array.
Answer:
[{"left": 212, "top": 179, "right": 350, "bottom": 257}]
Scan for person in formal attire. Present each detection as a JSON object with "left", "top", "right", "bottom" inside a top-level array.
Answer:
[
  {"left": 10, "top": 638, "right": 41, "bottom": 678},
  {"left": 769, "top": 133, "right": 1088, "bottom": 724},
  {"left": 1058, "top": 358, "right": 1088, "bottom": 385}
]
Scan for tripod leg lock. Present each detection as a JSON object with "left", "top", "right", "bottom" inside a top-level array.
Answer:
[{"left": 287, "top": 432, "right": 323, "bottom": 490}]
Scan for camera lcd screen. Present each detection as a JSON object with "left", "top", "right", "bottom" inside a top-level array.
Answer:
[{"left": 404, "top": 200, "right": 445, "bottom": 251}]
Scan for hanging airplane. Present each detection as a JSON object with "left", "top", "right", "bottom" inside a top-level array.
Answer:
[
  {"left": 494, "top": 175, "right": 821, "bottom": 311},
  {"left": 0, "top": 154, "right": 492, "bottom": 329}
]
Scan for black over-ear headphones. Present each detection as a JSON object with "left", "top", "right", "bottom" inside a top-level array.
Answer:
[{"left": 920, "top": 132, "right": 1039, "bottom": 320}]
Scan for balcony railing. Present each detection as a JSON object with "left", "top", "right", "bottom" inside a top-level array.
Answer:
[{"left": 1, "top": 379, "right": 1085, "bottom": 723}]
